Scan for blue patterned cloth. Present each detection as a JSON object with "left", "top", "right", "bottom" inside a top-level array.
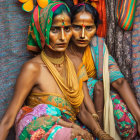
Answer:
[
  {"left": 87, "top": 36, "right": 124, "bottom": 95},
  {"left": 86, "top": 36, "right": 137, "bottom": 138}
]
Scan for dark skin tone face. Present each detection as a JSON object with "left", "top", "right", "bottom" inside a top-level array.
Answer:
[
  {"left": 72, "top": 11, "right": 96, "bottom": 48},
  {"left": 49, "top": 12, "right": 72, "bottom": 52}
]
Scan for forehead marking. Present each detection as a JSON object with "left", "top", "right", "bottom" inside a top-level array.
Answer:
[
  {"left": 52, "top": 13, "right": 71, "bottom": 27},
  {"left": 62, "top": 16, "right": 65, "bottom": 28},
  {"left": 82, "top": 20, "right": 85, "bottom": 28}
]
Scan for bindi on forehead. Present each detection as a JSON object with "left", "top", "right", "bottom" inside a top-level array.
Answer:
[
  {"left": 62, "top": 16, "right": 65, "bottom": 27},
  {"left": 52, "top": 13, "right": 71, "bottom": 26},
  {"left": 82, "top": 24, "right": 85, "bottom": 28}
]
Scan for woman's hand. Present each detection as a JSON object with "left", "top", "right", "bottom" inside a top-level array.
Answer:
[
  {"left": 71, "top": 123, "right": 82, "bottom": 129},
  {"left": 72, "top": 123, "right": 92, "bottom": 139},
  {"left": 71, "top": 127, "right": 93, "bottom": 140}
]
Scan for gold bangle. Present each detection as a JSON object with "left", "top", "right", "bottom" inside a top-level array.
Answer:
[
  {"left": 92, "top": 113, "right": 99, "bottom": 122},
  {"left": 92, "top": 129, "right": 114, "bottom": 140}
]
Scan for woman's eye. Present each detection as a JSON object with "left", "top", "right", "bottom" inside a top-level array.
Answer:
[
  {"left": 51, "top": 28, "right": 58, "bottom": 33},
  {"left": 64, "top": 27, "right": 71, "bottom": 32},
  {"left": 73, "top": 25, "right": 81, "bottom": 31},
  {"left": 85, "top": 26, "right": 93, "bottom": 31}
]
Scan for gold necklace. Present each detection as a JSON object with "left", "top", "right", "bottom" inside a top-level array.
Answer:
[
  {"left": 42, "top": 51, "right": 65, "bottom": 65},
  {"left": 41, "top": 50, "right": 84, "bottom": 112}
]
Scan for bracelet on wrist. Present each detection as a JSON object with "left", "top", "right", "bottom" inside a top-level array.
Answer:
[{"left": 92, "top": 113, "right": 99, "bottom": 122}]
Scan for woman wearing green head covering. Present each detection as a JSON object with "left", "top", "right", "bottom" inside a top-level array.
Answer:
[
  {"left": 27, "top": 1, "right": 70, "bottom": 51},
  {"left": 0, "top": 1, "right": 87, "bottom": 140}
]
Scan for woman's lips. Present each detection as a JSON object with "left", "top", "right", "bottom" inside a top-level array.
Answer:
[
  {"left": 77, "top": 40, "right": 88, "bottom": 44},
  {"left": 56, "top": 43, "right": 67, "bottom": 46}
]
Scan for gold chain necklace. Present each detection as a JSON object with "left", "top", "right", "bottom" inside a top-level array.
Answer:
[
  {"left": 41, "top": 50, "right": 84, "bottom": 112},
  {"left": 43, "top": 51, "right": 65, "bottom": 65}
]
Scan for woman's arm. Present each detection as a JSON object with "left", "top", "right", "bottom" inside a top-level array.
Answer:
[
  {"left": 0, "top": 62, "right": 40, "bottom": 140},
  {"left": 83, "top": 82, "right": 96, "bottom": 114},
  {"left": 112, "top": 78, "right": 140, "bottom": 135},
  {"left": 108, "top": 53, "right": 140, "bottom": 135},
  {"left": 78, "top": 103, "right": 100, "bottom": 132},
  {"left": 78, "top": 103, "right": 114, "bottom": 140}
]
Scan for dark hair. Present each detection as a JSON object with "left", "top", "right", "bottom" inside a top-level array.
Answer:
[
  {"left": 53, "top": 4, "right": 71, "bottom": 19},
  {"left": 62, "top": 0, "right": 100, "bottom": 28}
]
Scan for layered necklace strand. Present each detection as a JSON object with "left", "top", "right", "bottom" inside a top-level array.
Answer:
[
  {"left": 41, "top": 50, "right": 84, "bottom": 111},
  {"left": 43, "top": 53, "right": 65, "bottom": 65},
  {"left": 42, "top": 50, "right": 67, "bottom": 84}
]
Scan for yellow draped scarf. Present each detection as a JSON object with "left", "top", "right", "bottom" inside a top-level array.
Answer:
[
  {"left": 41, "top": 51, "right": 84, "bottom": 112},
  {"left": 82, "top": 45, "right": 96, "bottom": 78},
  {"left": 77, "top": 63, "right": 89, "bottom": 89}
]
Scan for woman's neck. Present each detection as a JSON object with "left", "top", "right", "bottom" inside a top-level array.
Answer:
[
  {"left": 69, "top": 42, "right": 86, "bottom": 57},
  {"left": 44, "top": 46, "right": 65, "bottom": 58}
]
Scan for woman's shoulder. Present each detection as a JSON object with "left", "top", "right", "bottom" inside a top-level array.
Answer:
[{"left": 21, "top": 55, "right": 43, "bottom": 74}]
